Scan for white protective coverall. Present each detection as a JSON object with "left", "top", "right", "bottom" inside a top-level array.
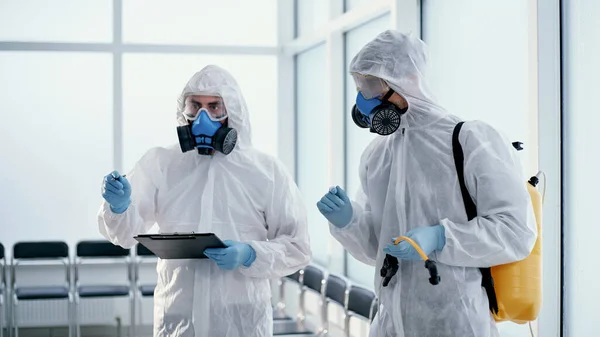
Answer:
[
  {"left": 331, "top": 30, "right": 537, "bottom": 337},
  {"left": 97, "top": 65, "right": 311, "bottom": 337}
]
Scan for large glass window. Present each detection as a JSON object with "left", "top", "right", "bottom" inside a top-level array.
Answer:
[
  {"left": 0, "top": 1, "right": 281, "bottom": 261},
  {"left": 344, "top": 14, "right": 391, "bottom": 287},
  {"left": 0, "top": 0, "right": 113, "bottom": 43},
  {"left": 122, "top": 54, "right": 278, "bottom": 172},
  {"left": 0, "top": 52, "right": 113, "bottom": 249},
  {"left": 296, "top": 44, "right": 329, "bottom": 266},
  {"left": 422, "top": 1, "right": 536, "bottom": 335},
  {"left": 122, "top": 0, "right": 277, "bottom": 46},
  {"left": 422, "top": 0, "right": 535, "bottom": 174},
  {"left": 563, "top": 0, "right": 600, "bottom": 335}
]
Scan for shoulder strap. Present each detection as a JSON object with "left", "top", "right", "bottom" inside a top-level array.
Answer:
[
  {"left": 452, "top": 122, "right": 477, "bottom": 220},
  {"left": 452, "top": 122, "right": 499, "bottom": 315}
]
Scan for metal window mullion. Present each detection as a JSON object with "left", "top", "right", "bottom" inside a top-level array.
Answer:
[
  {"left": 327, "top": 0, "right": 347, "bottom": 276},
  {"left": 283, "top": 0, "right": 392, "bottom": 56},
  {"left": 113, "top": 0, "right": 123, "bottom": 173},
  {"left": 537, "top": 0, "right": 562, "bottom": 336},
  {"left": 277, "top": 0, "right": 297, "bottom": 177}
]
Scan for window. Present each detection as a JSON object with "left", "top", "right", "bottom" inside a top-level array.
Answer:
[
  {"left": 295, "top": 0, "right": 330, "bottom": 37},
  {"left": 122, "top": 0, "right": 277, "bottom": 46},
  {"left": 422, "top": 1, "right": 537, "bottom": 335},
  {"left": 295, "top": 44, "right": 330, "bottom": 266},
  {"left": 0, "top": 0, "right": 112, "bottom": 43},
  {"left": 0, "top": 1, "right": 281, "bottom": 259},
  {"left": 422, "top": 0, "right": 535, "bottom": 174},
  {"left": 0, "top": 52, "right": 113, "bottom": 248},
  {"left": 122, "top": 54, "right": 278, "bottom": 172},
  {"left": 562, "top": 0, "right": 600, "bottom": 335},
  {"left": 344, "top": 14, "right": 391, "bottom": 287},
  {"left": 344, "top": 0, "right": 371, "bottom": 12}
]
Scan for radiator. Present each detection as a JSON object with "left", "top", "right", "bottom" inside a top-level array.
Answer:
[{"left": 15, "top": 298, "right": 128, "bottom": 327}]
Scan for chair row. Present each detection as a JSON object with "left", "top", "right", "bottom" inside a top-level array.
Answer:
[
  {"left": 0, "top": 241, "right": 378, "bottom": 337},
  {"left": 273, "top": 265, "right": 378, "bottom": 337},
  {"left": 0, "top": 240, "right": 156, "bottom": 337}
]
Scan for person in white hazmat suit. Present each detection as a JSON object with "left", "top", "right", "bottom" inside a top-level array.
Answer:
[
  {"left": 98, "top": 65, "right": 311, "bottom": 337},
  {"left": 317, "top": 30, "right": 537, "bottom": 337}
]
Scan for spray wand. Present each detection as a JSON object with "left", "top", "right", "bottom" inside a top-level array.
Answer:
[{"left": 380, "top": 236, "right": 441, "bottom": 287}]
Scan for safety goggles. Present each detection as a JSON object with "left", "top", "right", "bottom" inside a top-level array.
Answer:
[
  {"left": 351, "top": 73, "right": 389, "bottom": 100},
  {"left": 183, "top": 94, "right": 228, "bottom": 122}
]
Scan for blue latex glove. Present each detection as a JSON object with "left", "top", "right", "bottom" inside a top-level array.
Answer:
[
  {"left": 204, "top": 240, "right": 256, "bottom": 270},
  {"left": 316, "top": 186, "right": 353, "bottom": 228},
  {"left": 383, "top": 225, "right": 446, "bottom": 261},
  {"left": 101, "top": 171, "right": 131, "bottom": 214}
]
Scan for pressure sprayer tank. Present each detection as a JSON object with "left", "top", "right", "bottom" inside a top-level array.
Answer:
[{"left": 490, "top": 172, "right": 543, "bottom": 323}]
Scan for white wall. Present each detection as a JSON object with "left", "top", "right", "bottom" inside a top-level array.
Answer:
[{"left": 562, "top": 0, "right": 600, "bottom": 336}]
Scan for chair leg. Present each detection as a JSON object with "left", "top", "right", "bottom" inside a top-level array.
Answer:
[
  {"left": 11, "top": 297, "right": 17, "bottom": 337},
  {"left": 1, "top": 301, "right": 3, "bottom": 337},
  {"left": 6, "top": 294, "right": 10, "bottom": 337},
  {"left": 344, "top": 314, "right": 351, "bottom": 337},
  {"left": 137, "top": 293, "right": 142, "bottom": 328},
  {"left": 74, "top": 295, "right": 80, "bottom": 337},
  {"left": 67, "top": 294, "right": 73, "bottom": 337},
  {"left": 129, "top": 293, "right": 136, "bottom": 337}
]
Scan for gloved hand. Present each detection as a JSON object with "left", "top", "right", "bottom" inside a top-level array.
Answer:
[
  {"left": 101, "top": 171, "right": 131, "bottom": 214},
  {"left": 316, "top": 186, "right": 353, "bottom": 228},
  {"left": 383, "top": 225, "right": 446, "bottom": 261},
  {"left": 204, "top": 240, "right": 256, "bottom": 270}
]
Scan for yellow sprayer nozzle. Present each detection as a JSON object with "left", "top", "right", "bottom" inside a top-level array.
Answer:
[{"left": 394, "top": 236, "right": 430, "bottom": 261}]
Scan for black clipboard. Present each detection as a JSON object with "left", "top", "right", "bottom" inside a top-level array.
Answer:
[{"left": 133, "top": 232, "right": 227, "bottom": 259}]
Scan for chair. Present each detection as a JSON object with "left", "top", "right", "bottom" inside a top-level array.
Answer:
[
  {"left": 0, "top": 243, "right": 5, "bottom": 337},
  {"left": 10, "top": 241, "right": 72, "bottom": 337},
  {"left": 321, "top": 274, "right": 350, "bottom": 336},
  {"left": 134, "top": 244, "right": 156, "bottom": 298},
  {"left": 344, "top": 285, "right": 378, "bottom": 337},
  {"left": 274, "top": 269, "right": 303, "bottom": 320},
  {"left": 134, "top": 244, "right": 156, "bottom": 329},
  {"left": 274, "top": 265, "right": 324, "bottom": 336},
  {"left": 74, "top": 241, "right": 132, "bottom": 337},
  {"left": 299, "top": 265, "right": 326, "bottom": 327}
]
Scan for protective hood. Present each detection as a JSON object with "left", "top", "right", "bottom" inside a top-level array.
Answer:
[
  {"left": 176, "top": 65, "right": 252, "bottom": 150},
  {"left": 349, "top": 30, "right": 447, "bottom": 129}
]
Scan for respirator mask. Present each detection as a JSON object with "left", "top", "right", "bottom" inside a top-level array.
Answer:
[
  {"left": 176, "top": 96, "right": 238, "bottom": 155},
  {"left": 350, "top": 74, "right": 406, "bottom": 136}
]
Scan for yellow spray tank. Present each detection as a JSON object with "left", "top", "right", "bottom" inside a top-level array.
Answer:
[
  {"left": 451, "top": 122, "right": 544, "bottom": 324},
  {"left": 491, "top": 171, "right": 544, "bottom": 323}
]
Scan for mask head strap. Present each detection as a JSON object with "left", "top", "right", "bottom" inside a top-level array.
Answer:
[{"left": 381, "top": 88, "right": 395, "bottom": 102}]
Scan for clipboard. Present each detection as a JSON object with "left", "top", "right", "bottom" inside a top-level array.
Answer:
[{"left": 133, "top": 232, "right": 227, "bottom": 259}]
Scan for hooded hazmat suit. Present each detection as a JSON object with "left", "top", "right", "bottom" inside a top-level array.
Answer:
[
  {"left": 97, "top": 65, "right": 311, "bottom": 337},
  {"left": 330, "top": 30, "right": 537, "bottom": 337}
]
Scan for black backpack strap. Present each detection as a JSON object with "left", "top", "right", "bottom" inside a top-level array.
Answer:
[
  {"left": 452, "top": 122, "right": 499, "bottom": 315},
  {"left": 452, "top": 122, "right": 477, "bottom": 220}
]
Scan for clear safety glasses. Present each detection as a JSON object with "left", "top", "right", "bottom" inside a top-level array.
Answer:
[
  {"left": 183, "top": 95, "right": 228, "bottom": 122},
  {"left": 352, "top": 73, "right": 389, "bottom": 100}
]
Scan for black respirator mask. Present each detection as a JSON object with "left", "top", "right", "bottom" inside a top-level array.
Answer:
[
  {"left": 351, "top": 89, "right": 407, "bottom": 136},
  {"left": 176, "top": 108, "right": 237, "bottom": 155}
]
